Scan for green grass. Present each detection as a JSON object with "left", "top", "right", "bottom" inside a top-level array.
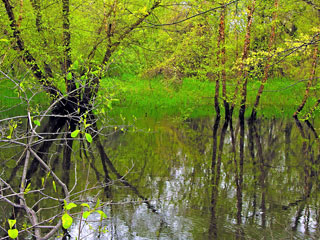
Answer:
[
  {"left": 102, "top": 74, "right": 317, "bottom": 120},
  {"left": 100, "top": 74, "right": 215, "bottom": 120},
  {"left": 0, "top": 80, "right": 26, "bottom": 118},
  {"left": 0, "top": 74, "right": 318, "bottom": 120},
  {"left": 0, "top": 79, "right": 48, "bottom": 118}
]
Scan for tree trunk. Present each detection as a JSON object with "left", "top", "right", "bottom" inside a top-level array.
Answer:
[
  {"left": 239, "top": 0, "right": 256, "bottom": 119},
  {"left": 251, "top": 0, "right": 279, "bottom": 120},
  {"left": 230, "top": 0, "right": 256, "bottom": 118},
  {"left": 219, "top": 6, "right": 229, "bottom": 119},
  {"left": 293, "top": 35, "right": 319, "bottom": 118}
]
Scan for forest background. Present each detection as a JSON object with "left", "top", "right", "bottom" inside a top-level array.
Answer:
[{"left": 1, "top": 0, "right": 320, "bottom": 121}]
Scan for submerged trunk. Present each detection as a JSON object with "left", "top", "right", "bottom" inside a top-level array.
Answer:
[
  {"left": 230, "top": 0, "right": 256, "bottom": 118},
  {"left": 220, "top": 6, "right": 229, "bottom": 119},
  {"left": 251, "top": 0, "right": 279, "bottom": 120},
  {"left": 293, "top": 35, "right": 319, "bottom": 118}
]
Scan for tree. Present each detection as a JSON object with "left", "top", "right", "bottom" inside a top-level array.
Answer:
[
  {"left": 1, "top": 0, "right": 162, "bottom": 238},
  {"left": 251, "top": 0, "right": 279, "bottom": 120}
]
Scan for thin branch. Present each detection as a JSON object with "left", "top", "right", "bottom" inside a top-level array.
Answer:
[{"left": 148, "top": 0, "right": 239, "bottom": 27}]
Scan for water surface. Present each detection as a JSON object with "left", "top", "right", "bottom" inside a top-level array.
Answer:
[{"left": 2, "top": 116, "right": 320, "bottom": 239}]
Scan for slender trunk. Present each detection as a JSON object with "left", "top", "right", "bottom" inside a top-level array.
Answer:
[
  {"left": 220, "top": 6, "right": 229, "bottom": 118},
  {"left": 215, "top": 6, "right": 226, "bottom": 117},
  {"left": 239, "top": 0, "right": 256, "bottom": 118},
  {"left": 231, "top": 0, "right": 256, "bottom": 117},
  {"left": 251, "top": 0, "right": 279, "bottom": 120},
  {"left": 293, "top": 36, "right": 319, "bottom": 118},
  {"left": 62, "top": 0, "right": 77, "bottom": 94}
]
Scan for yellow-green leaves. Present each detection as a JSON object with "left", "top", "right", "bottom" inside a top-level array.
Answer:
[
  {"left": 62, "top": 201, "right": 77, "bottom": 229},
  {"left": 33, "top": 120, "right": 41, "bottom": 126},
  {"left": 52, "top": 181, "right": 57, "bottom": 192},
  {"left": 71, "top": 129, "right": 92, "bottom": 143},
  {"left": 65, "top": 202, "right": 77, "bottom": 211},
  {"left": 66, "top": 72, "right": 73, "bottom": 81},
  {"left": 24, "top": 183, "right": 31, "bottom": 194},
  {"left": 85, "top": 133, "right": 92, "bottom": 143},
  {"left": 0, "top": 38, "right": 9, "bottom": 43},
  {"left": 7, "top": 121, "right": 17, "bottom": 139},
  {"left": 82, "top": 211, "right": 91, "bottom": 219},
  {"left": 80, "top": 200, "right": 107, "bottom": 220},
  {"left": 71, "top": 129, "right": 80, "bottom": 138},
  {"left": 80, "top": 203, "right": 90, "bottom": 209},
  {"left": 71, "top": 115, "right": 93, "bottom": 143},
  {"left": 96, "top": 210, "right": 107, "bottom": 220},
  {"left": 62, "top": 213, "right": 73, "bottom": 229},
  {"left": 8, "top": 219, "right": 18, "bottom": 239},
  {"left": 8, "top": 220, "right": 16, "bottom": 230},
  {"left": 81, "top": 202, "right": 91, "bottom": 219},
  {"left": 72, "top": 60, "right": 79, "bottom": 70},
  {"left": 8, "top": 229, "right": 18, "bottom": 239}
]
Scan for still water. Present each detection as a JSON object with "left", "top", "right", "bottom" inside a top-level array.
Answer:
[
  {"left": 2, "top": 116, "right": 320, "bottom": 239},
  {"left": 66, "top": 116, "right": 320, "bottom": 239}
]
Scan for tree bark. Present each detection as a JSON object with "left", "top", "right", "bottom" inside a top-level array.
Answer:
[
  {"left": 293, "top": 35, "right": 319, "bottom": 118},
  {"left": 251, "top": 0, "right": 279, "bottom": 120},
  {"left": 230, "top": 0, "right": 256, "bottom": 117},
  {"left": 215, "top": 5, "right": 228, "bottom": 118},
  {"left": 239, "top": 0, "right": 256, "bottom": 118}
]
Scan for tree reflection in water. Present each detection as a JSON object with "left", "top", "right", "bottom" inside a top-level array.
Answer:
[{"left": 2, "top": 116, "right": 320, "bottom": 239}]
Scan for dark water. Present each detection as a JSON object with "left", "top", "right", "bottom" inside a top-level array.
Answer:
[{"left": 2, "top": 116, "right": 320, "bottom": 239}]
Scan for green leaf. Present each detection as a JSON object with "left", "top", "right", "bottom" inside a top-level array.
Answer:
[
  {"left": 80, "top": 203, "right": 90, "bottom": 209},
  {"left": 24, "top": 183, "right": 31, "bottom": 194},
  {"left": 66, "top": 72, "right": 72, "bottom": 81},
  {"left": 41, "top": 178, "right": 45, "bottom": 187},
  {"left": 107, "top": 101, "right": 112, "bottom": 110},
  {"left": 8, "top": 229, "right": 18, "bottom": 239},
  {"left": 72, "top": 60, "right": 79, "bottom": 70},
  {"left": 85, "top": 133, "right": 92, "bottom": 143},
  {"left": 71, "top": 130, "right": 80, "bottom": 138},
  {"left": 95, "top": 198, "right": 101, "bottom": 209},
  {"left": 65, "top": 202, "right": 77, "bottom": 210},
  {"left": 52, "top": 181, "right": 57, "bottom": 192},
  {"left": 62, "top": 213, "right": 73, "bottom": 229},
  {"left": 33, "top": 120, "right": 41, "bottom": 126},
  {"left": 8, "top": 219, "right": 16, "bottom": 229},
  {"left": 95, "top": 210, "right": 107, "bottom": 219},
  {"left": 82, "top": 211, "right": 91, "bottom": 219}
]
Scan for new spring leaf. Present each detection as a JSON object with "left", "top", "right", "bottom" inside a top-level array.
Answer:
[
  {"left": 62, "top": 213, "right": 73, "bottom": 229},
  {"left": 71, "top": 130, "right": 80, "bottom": 138},
  {"left": 85, "top": 133, "right": 92, "bottom": 143},
  {"left": 8, "top": 229, "right": 18, "bottom": 239}
]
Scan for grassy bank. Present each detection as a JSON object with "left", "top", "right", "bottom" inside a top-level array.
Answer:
[
  {"left": 0, "top": 74, "right": 318, "bottom": 120},
  {"left": 101, "top": 74, "right": 317, "bottom": 120}
]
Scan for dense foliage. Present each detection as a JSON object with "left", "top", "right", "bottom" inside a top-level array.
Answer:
[{"left": 1, "top": 0, "right": 320, "bottom": 118}]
